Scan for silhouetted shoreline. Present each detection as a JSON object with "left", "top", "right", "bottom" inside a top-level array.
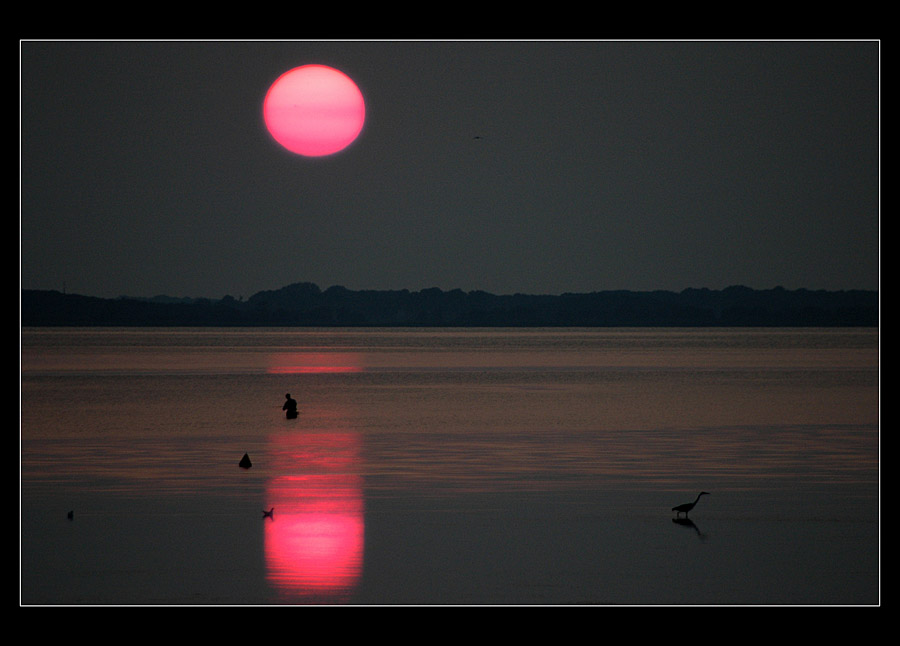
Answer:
[{"left": 21, "top": 282, "right": 878, "bottom": 327}]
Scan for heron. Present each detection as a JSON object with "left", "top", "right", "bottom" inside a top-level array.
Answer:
[
  {"left": 262, "top": 508, "right": 274, "bottom": 519},
  {"left": 672, "top": 492, "right": 709, "bottom": 518}
]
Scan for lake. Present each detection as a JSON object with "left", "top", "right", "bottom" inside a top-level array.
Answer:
[{"left": 20, "top": 327, "right": 880, "bottom": 605}]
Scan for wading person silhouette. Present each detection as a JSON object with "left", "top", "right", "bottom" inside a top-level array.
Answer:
[{"left": 283, "top": 393, "right": 298, "bottom": 419}]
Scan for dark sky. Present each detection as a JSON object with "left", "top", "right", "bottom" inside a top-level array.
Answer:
[{"left": 20, "top": 40, "right": 879, "bottom": 299}]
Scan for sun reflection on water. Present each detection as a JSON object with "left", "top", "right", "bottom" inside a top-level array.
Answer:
[
  {"left": 266, "top": 352, "right": 363, "bottom": 375},
  {"left": 263, "top": 430, "right": 364, "bottom": 603}
]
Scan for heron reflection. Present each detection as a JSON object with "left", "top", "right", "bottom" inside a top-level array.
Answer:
[{"left": 672, "top": 517, "right": 708, "bottom": 540}]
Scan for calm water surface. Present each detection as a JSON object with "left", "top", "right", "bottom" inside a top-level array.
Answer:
[{"left": 20, "top": 327, "right": 879, "bottom": 605}]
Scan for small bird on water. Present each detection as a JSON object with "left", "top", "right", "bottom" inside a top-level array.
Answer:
[
  {"left": 672, "top": 492, "right": 709, "bottom": 518},
  {"left": 263, "top": 508, "right": 274, "bottom": 518}
]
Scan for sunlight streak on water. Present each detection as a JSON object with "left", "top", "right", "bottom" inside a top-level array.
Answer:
[{"left": 262, "top": 431, "right": 364, "bottom": 603}]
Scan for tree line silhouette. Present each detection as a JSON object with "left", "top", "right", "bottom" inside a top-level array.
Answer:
[{"left": 21, "top": 282, "right": 878, "bottom": 327}]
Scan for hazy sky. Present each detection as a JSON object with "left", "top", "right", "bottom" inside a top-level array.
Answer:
[{"left": 20, "top": 40, "right": 879, "bottom": 299}]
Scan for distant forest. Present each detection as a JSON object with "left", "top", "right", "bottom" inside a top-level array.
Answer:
[{"left": 21, "top": 282, "right": 878, "bottom": 327}]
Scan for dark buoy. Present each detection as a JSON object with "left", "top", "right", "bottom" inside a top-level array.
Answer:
[
  {"left": 67, "top": 510, "right": 74, "bottom": 520},
  {"left": 239, "top": 453, "right": 252, "bottom": 469}
]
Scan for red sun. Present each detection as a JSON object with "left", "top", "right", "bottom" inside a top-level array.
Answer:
[{"left": 263, "top": 64, "right": 366, "bottom": 157}]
